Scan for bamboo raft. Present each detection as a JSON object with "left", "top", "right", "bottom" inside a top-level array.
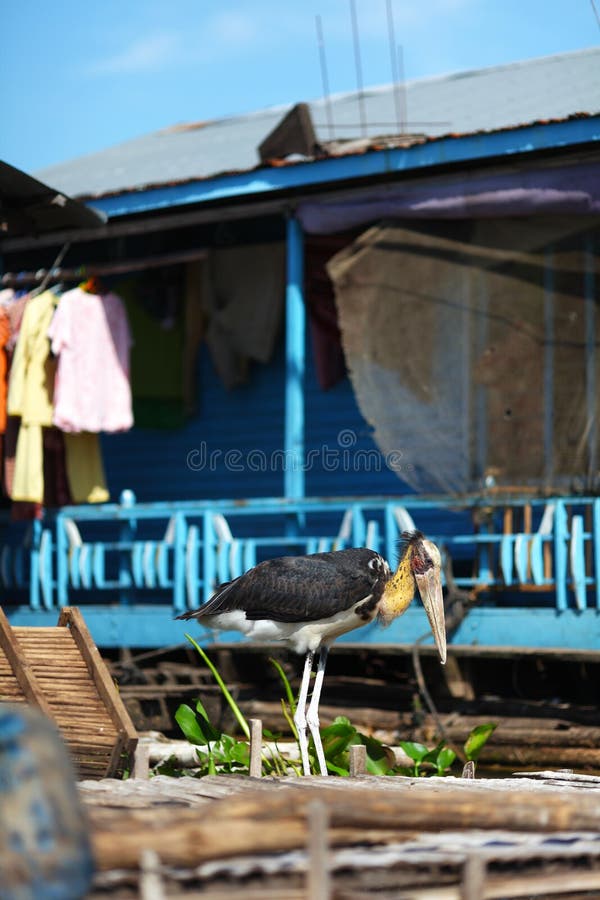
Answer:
[{"left": 82, "top": 771, "right": 600, "bottom": 898}]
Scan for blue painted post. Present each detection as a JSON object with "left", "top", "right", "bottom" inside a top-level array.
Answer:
[
  {"left": 477, "top": 519, "right": 492, "bottom": 584},
  {"left": 543, "top": 249, "right": 555, "bottom": 486},
  {"left": 172, "top": 513, "right": 186, "bottom": 613},
  {"left": 385, "top": 504, "right": 396, "bottom": 568},
  {"left": 118, "top": 489, "right": 136, "bottom": 605},
  {"left": 554, "top": 500, "right": 568, "bottom": 611},
  {"left": 284, "top": 214, "right": 305, "bottom": 503},
  {"left": 56, "top": 515, "right": 68, "bottom": 607},
  {"left": 29, "top": 519, "right": 42, "bottom": 611},
  {"left": 118, "top": 516, "right": 135, "bottom": 605},
  {"left": 202, "top": 511, "right": 216, "bottom": 604},
  {"left": 475, "top": 271, "right": 489, "bottom": 481},
  {"left": 593, "top": 498, "right": 600, "bottom": 609},
  {"left": 39, "top": 528, "right": 54, "bottom": 610},
  {"left": 585, "top": 233, "right": 597, "bottom": 484},
  {"left": 351, "top": 504, "right": 366, "bottom": 547}
]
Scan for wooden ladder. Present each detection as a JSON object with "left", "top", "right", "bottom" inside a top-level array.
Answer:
[{"left": 0, "top": 606, "right": 137, "bottom": 778}]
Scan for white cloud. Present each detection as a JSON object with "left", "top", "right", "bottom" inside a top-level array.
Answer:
[
  {"left": 87, "top": 33, "right": 181, "bottom": 75},
  {"left": 85, "top": 1, "right": 476, "bottom": 77},
  {"left": 205, "top": 10, "right": 260, "bottom": 47}
]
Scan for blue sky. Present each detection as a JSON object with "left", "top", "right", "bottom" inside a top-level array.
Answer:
[{"left": 1, "top": 0, "right": 598, "bottom": 176}]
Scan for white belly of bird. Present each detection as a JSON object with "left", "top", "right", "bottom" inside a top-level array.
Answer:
[{"left": 202, "top": 600, "right": 374, "bottom": 654}]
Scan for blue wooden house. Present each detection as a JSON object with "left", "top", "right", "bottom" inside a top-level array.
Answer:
[{"left": 1, "top": 48, "right": 600, "bottom": 652}]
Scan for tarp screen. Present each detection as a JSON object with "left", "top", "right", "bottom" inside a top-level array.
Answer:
[{"left": 327, "top": 218, "right": 600, "bottom": 494}]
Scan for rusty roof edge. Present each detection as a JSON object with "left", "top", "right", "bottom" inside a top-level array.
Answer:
[
  {"left": 70, "top": 111, "right": 600, "bottom": 206},
  {"left": 3, "top": 114, "right": 599, "bottom": 253},
  {"left": 84, "top": 112, "right": 600, "bottom": 219}
]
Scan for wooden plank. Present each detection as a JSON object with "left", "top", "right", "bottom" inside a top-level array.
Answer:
[
  {"left": 306, "top": 800, "right": 330, "bottom": 900},
  {"left": 0, "top": 607, "right": 53, "bottom": 717},
  {"left": 12, "top": 627, "right": 72, "bottom": 636},
  {"left": 398, "top": 869, "right": 600, "bottom": 899},
  {"left": 105, "top": 733, "right": 129, "bottom": 780},
  {"left": 210, "top": 781, "right": 600, "bottom": 832},
  {"left": 58, "top": 608, "right": 137, "bottom": 774},
  {"left": 349, "top": 745, "right": 367, "bottom": 777},
  {"left": 249, "top": 719, "right": 262, "bottom": 778}
]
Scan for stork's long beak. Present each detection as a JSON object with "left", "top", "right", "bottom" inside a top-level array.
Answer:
[{"left": 415, "top": 569, "right": 447, "bottom": 664}]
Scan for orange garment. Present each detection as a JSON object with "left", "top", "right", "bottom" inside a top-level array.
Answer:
[{"left": 0, "top": 309, "right": 9, "bottom": 433}]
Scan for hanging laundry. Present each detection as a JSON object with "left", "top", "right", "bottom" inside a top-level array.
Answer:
[
  {"left": 63, "top": 432, "right": 109, "bottom": 504},
  {"left": 5, "top": 292, "right": 29, "bottom": 352},
  {"left": 42, "top": 428, "right": 72, "bottom": 508},
  {"left": 7, "top": 290, "right": 58, "bottom": 503},
  {"left": 205, "top": 242, "right": 285, "bottom": 389},
  {"left": 0, "top": 306, "right": 9, "bottom": 434},
  {"left": 2, "top": 415, "right": 19, "bottom": 499},
  {"left": 117, "top": 271, "right": 187, "bottom": 429},
  {"left": 48, "top": 285, "right": 133, "bottom": 433}
]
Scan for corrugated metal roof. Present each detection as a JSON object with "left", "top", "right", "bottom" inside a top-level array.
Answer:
[{"left": 35, "top": 47, "right": 600, "bottom": 201}]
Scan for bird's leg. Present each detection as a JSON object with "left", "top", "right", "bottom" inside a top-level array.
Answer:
[
  {"left": 306, "top": 645, "right": 329, "bottom": 777},
  {"left": 293, "top": 650, "right": 314, "bottom": 776}
]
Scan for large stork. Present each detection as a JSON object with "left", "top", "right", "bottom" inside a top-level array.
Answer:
[{"left": 177, "top": 530, "right": 446, "bottom": 776}]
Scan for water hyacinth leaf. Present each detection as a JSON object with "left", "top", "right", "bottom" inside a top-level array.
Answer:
[
  {"left": 464, "top": 723, "right": 497, "bottom": 762},
  {"left": 321, "top": 718, "right": 357, "bottom": 758},
  {"left": 229, "top": 741, "right": 250, "bottom": 765},
  {"left": 422, "top": 741, "right": 446, "bottom": 765},
  {"left": 359, "top": 736, "right": 396, "bottom": 775},
  {"left": 326, "top": 759, "right": 349, "bottom": 776},
  {"left": 194, "top": 700, "right": 221, "bottom": 742},
  {"left": 436, "top": 747, "right": 457, "bottom": 773},
  {"left": 399, "top": 741, "right": 430, "bottom": 763},
  {"left": 175, "top": 703, "right": 216, "bottom": 746},
  {"left": 329, "top": 715, "right": 352, "bottom": 727}
]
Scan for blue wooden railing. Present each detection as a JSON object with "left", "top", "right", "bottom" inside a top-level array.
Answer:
[{"left": 2, "top": 493, "right": 600, "bottom": 649}]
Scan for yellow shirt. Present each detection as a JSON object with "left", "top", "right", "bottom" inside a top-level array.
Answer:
[{"left": 7, "top": 290, "right": 57, "bottom": 426}]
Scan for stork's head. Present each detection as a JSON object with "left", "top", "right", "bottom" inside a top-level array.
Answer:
[{"left": 378, "top": 531, "right": 447, "bottom": 664}]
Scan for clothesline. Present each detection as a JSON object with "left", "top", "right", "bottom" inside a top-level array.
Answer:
[{"left": 1, "top": 247, "right": 208, "bottom": 287}]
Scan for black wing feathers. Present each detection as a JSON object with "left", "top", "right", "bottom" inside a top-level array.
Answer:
[{"left": 177, "top": 548, "right": 389, "bottom": 624}]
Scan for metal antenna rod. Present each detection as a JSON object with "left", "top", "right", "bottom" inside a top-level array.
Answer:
[
  {"left": 315, "top": 14, "right": 335, "bottom": 140},
  {"left": 397, "top": 43, "right": 408, "bottom": 135},
  {"left": 349, "top": 0, "right": 367, "bottom": 137},
  {"left": 386, "top": 0, "right": 403, "bottom": 134}
]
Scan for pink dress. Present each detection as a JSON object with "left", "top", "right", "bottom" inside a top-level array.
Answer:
[{"left": 49, "top": 286, "right": 133, "bottom": 433}]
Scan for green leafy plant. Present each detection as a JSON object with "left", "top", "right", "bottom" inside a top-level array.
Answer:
[
  {"left": 166, "top": 635, "right": 296, "bottom": 777},
  {"left": 397, "top": 740, "right": 457, "bottom": 776},
  {"left": 464, "top": 722, "right": 497, "bottom": 764},
  {"left": 397, "top": 722, "right": 497, "bottom": 777},
  {"left": 167, "top": 635, "right": 497, "bottom": 779},
  {"left": 174, "top": 699, "right": 246, "bottom": 775}
]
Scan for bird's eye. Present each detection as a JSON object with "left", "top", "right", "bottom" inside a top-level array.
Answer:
[
  {"left": 368, "top": 557, "right": 381, "bottom": 571},
  {"left": 412, "top": 551, "right": 432, "bottom": 575}
]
